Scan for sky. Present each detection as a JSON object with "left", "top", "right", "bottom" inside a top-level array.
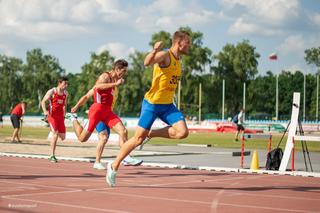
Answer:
[{"left": 0, "top": 0, "right": 319, "bottom": 75}]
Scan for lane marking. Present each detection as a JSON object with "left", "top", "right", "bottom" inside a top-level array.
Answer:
[{"left": 4, "top": 196, "right": 129, "bottom": 213}]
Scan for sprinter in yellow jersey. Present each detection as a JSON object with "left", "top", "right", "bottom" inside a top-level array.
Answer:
[{"left": 106, "top": 30, "right": 191, "bottom": 187}]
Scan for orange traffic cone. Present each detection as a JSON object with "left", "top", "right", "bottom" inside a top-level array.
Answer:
[{"left": 250, "top": 150, "right": 259, "bottom": 170}]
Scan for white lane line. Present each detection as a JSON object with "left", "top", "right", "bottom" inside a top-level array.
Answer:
[
  {"left": 79, "top": 189, "right": 318, "bottom": 213},
  {"left": 224, "top": 191, "right": 320, "bottom": 201},
  {"left": 0, "top": 186, "right": 37, "bottom": 193},
  {"left": 211, "top": 179, "right": 240, "bottom": 212},
  {"left": 2, "top": 184, "right": 122, "bottom": 212},
  {"left": 211, "top": 190, "right": 225, "bottom": 212},
  {"left": 88, "top": 190, "right": 209, "bottom": 205},
  {"left": 218, "top": 202, "right": 315, "bottom": 213},
  {"left": 1, "top": 168, "right": 318, "bottom": 212},
  {"left": 3, "top": 189, "right": 82, "bottom": 199},
  {"left": 2, "top": 152, "right": 320, "bottom": 177},
  {"left": 0, "top": 180, "right": 79, "bottom": 191},
  {"left": 142, "top": 176, "right": 245, "bottom": 187},
  {"left": 4, "top": 196, "right": 130, "bottom": 213},
  {"left": 0, "top": 161, "right": 95, "bottom": 173}
]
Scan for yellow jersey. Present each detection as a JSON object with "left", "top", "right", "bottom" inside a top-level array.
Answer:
[
  {"left": 144, "top": 50, "right": 181, "bottom": 104},
  {"left": 111, "top": 86, "right": 118, "bottom": 109}
]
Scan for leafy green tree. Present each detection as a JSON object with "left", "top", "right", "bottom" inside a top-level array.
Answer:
[
  {"left": 149, "top": 31, "right": 171, "bottom": 50},
  {"left": 22, "top": 49, "right": 65, "bottom": 113},
  {"left": 247, "top": 71, "right": 275, "bottom": 117},
  {"left": 305, "top": 47, "right": 320, "bottom": 70},
  {"left": 277, "top": 71, "right": 304, "bottom": 119},
  {"left": 199, "top": 74, "right": 221, "bottom": 118},
  {"left": 212, "top": 40, "right": 260, "bottom": 115},
  {"left": 305, "top": 74, "right": 316, "bottom": 120},
  {"left": 0, "top": 55, "right": 23, "bottom": 113},
  {"left": 305, "top": 47, "right": 320, "bottom": 120}
]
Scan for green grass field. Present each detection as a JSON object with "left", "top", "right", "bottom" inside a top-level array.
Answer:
[{"left": 1, "top": 125, "right": 320, "bottom": 152}]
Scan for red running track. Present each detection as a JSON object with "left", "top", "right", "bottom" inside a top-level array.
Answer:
[{"left": 0, "top": 156, "right": 320, "bottom": 213}]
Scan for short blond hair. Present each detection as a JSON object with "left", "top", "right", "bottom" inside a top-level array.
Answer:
[{"left": 172, "top": 30, "right": 190, "bottom": 43}]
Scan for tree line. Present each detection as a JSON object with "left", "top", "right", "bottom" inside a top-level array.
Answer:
[{"left": 1, "top": 27, "right": 319, "bottom": 121}]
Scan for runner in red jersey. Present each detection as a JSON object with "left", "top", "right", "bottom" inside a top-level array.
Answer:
[
  {"left": 66, "top": 59, "right": 128, "bottom": 143},
  {"left": 10, "top": 102, "right": 27, "bottom": 142},
  {"left": 41, "top": 77, "right": 68, "bottom": 163}
]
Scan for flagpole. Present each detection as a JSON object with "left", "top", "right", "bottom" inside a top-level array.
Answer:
[
  {"left": 199, "top": 83, "right": 202, "bottom": 124},
  {"left": 303, "top": 73, "right": 306, "bottom": 121},
  {"left": 276, "top": 74, "right": 278, "bottom": 120},
  {"left": 269, "top": 52, "right": 279, "bottom": 121},
  {"left": 317, "top": 74, "right": 319, "bottom": 121},
  {"left": 222, "top": 79, "right": 225, "bottom": 120},
  {"left": 243, "top": 82, "right": 246, "bottom": 120}
]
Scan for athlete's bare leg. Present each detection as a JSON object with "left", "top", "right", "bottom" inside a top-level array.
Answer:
[
  {"left": 111, "top": 122, "right": 128, "bottom": 146},
  {"left": 147, "top": 120, "right": 189, "bottom": 140},
  {"left": 58, "top": 133, "right": 65, "bottom": 140},
  {"left": 96, "top": 131, "right": 108, "bottom": 163},
  {"left": 72, "top": 120, "right": 83, "bottom": 138},
  {"left": 111, "top": 126, "right": 149, "bottom": 170},
  {"left": 11, "top": 128, "right": 19, "bottom": 141},
  {"left": 72, "top": 120, "right": 91, "bottom": 142},
  {"left": 51, "top": 132, "right": 59, "bottom": 156}
]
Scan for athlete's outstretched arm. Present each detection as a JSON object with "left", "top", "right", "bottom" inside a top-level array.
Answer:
[
  {"left": 95, "top": 78, "right": 124, "bottom": 90},
  {"left": 41, "top": 89, "right": 54, "bottom": 116},
  {"left": 71, "top": 89, "right": 94, "bottom": 113},
  {"left": 144, "top": 41, "right": 168, "bottom": 66}
]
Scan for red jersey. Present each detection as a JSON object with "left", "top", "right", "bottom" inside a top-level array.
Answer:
[
  {"left": 93, "top": 87, "right": 114, "bottom": 106},
  {"left": 11, "top": 103, "right": 25, "bottom": 116},
  {"left": 93, "top": 72, "right": 115, "bottom": 106},
  {"left": 48, "top": 88, "right": 67, "bottom": 117}
]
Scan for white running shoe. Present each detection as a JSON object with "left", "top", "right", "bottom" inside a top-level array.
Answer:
[
  {"left": 139, "top": 137, "right": 150, "bottom": 150},
  {"left": 122, "top": 155, "right": 143, "bottom": 166},
  {"left": 106, "top": 162, "right": 117, "bottom": 187},
  {"left": 93, "top": 162, "right": 106, "bottom": 170},
  {"left": 65, "top": 113, "right": 78, "bottom": 121}
]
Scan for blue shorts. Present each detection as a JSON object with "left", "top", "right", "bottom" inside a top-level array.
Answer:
[
  {"left": 95, "top": 122, "right": 110, "bottom": 139},
  {"left": 138, "top": 99, "right": 185, "bottom": 130}
]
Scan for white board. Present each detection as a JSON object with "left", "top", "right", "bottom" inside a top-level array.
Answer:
[{"left": 279, "top": 92, "right": 300, "bottom": 172}]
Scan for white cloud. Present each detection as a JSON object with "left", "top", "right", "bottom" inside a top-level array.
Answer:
[
  {"left": 310, "top": 13, "right": 320, "bottom": 27},
  {"left": 0, "top": 43, "right": 15, "bottom": 56},
  {"left": 142, "top": 0, "right": 186, "bottom": 15},
  {"left": 134, "top": 0, "right": 204, "bottom": 32},
  {"left": 97, "top": 42, "right": 135, "bottom": 60},
  {"left": 70, "top": 0, "right": 100, "bottom": 23},
  {"left": 276, "top": 34, "right": 320, "bottom": 73},
  {"left": 0, "top": 21, "right": 91, "bottom": 42},
  {"left": 220, "top": 0, "right": 300, "bottom": 36},
  {"left": 219, "top": 0, "right": 299, "bottom": 24},
  {"left": 96, "top": 0, "right": 130, "bottom": 23},
  {"left": 228, "top": 18, "right": 282, "bottom": 36},
  {"left": 181, "top": 10, "right": 216, "bottom": 25},
  {"left": 132, "top": 0, "right": 218, "bottom": 33},
  {"left": 0, "top": 0, "right": 102, "bottom": 42},
  {"left": 154, "top": 11, "right": 216, "bottom": 32},
  {"left": 278, "top": 35, "right": 305, "bottom": 56}
]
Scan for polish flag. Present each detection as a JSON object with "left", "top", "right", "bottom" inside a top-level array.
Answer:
[{"left": 269, "top": 53, "right": 277, "bottom": 60}]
